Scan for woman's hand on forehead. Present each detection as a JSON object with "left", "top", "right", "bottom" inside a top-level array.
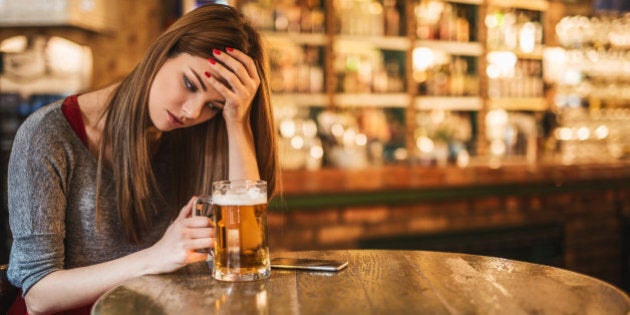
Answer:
[{"left": 204, "top": 47, "right": 260, "bottom": 125}]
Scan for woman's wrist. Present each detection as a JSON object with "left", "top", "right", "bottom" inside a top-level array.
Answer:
[
  {"left": 128, "top": 247, "right": 161, "bottom": 276},
  {"left": 225, "top": 119, "right": 254, "bottom": 139}
]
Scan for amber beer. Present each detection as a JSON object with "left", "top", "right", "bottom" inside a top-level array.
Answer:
[
  {"left": 208, "top": 180, "right": 270, "bottom": 281},
  {"left": 213, "top": 196, "right": 269, "bottom": 281}
]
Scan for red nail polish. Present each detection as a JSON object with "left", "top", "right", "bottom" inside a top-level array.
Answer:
[
  {"left": 204, "top": 71, "right": 211, "bottom": 78},
  {"left": 226, "top": 47, "right": 234, "bottom": 52},
  {"left": 208, "top": 58, "right": 216, "bottom": 65},
  {"left": 213, "top": 48, "right": 221, "bottom": 55}
]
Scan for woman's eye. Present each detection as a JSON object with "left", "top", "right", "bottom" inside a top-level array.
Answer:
[
  {"left": 206, "top": 102, "right": 223, "bottom": 111},
  {"left": 206, "top": 102, "right": 218, "bottom": 110},
  {"left": 183, "top": 76, "right": 197, "bottom": 92}
]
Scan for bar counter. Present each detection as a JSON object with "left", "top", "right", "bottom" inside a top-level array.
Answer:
[
  {"left": 267, "top": 161, "right": 630, "bottom": 293},
  {"left": 273, "top": 161, "right": 630, "bottom": 208}
]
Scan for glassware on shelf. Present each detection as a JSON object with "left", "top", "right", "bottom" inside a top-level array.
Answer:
[
  {"left": 548, "top": 14, "right": 630, "bottom": 164},
  {"left": 486, "top": 53, "right": 543, "bottom": 98},
  {"left": 335, "top": 41, "right": 405, "bottom": 93},
  {"left": 268, "top": 43, "right": 324, "bottom": 94},
  {"left": 316, "top": 109, "right": 369, "bottom": 169},
  {"left": 556, "top": 14, "right": 630, "bottom": 49},
  {"left": 336, "top": 0, "right": 384, "bottom": 36},
  {"left": 484, "top": 109, "right": 538, "bottom": 167},
  {"left": 414, "top": 110, "right": 473, "bottom": 166},
  {"left": 314, "top": 107, "right": 406, "bottom": 168},
  {"left": 383, "top": 0, "right": 401, "bottom": 36},
  {"left": 277, "top": 106, "right": 405, "bottom": 170},
  {"left": 275, "top": 105, "right": 324, "bottom": 171},
  {"left": 240, "top": 0, "right": 325, "bottom": 33},
  {"left": 414, "top": 0, "right": 473, "bottom": 42},
  {"left": 413, "top": 48, "right": 478, "bottom": 97},
  {"left": 485, "top": 8, "right": 543, "bottom": 53},
  {"left": 553, "top": 107, "right": 630, "bottom": 164}
]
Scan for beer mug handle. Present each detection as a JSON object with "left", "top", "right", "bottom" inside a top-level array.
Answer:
[
  {"left": 193, "top": 196, "right": 213, "bottom": 217},
  {"left": 193, "top": 196, "right": 215, "bottom": 257}
]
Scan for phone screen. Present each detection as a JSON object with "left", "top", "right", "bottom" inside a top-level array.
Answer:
[{"left": 271, "top": 258, "right": 349, "bottom": 272}]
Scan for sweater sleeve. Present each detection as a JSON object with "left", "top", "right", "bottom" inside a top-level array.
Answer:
[{"left": 7, "top": 108, "right": 69, "bottom": 296}]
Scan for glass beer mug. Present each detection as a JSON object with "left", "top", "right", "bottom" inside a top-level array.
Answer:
[{"left": 194, "top": 180, "right": 270, "bottom": 281}]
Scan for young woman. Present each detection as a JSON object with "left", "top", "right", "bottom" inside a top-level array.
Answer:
[{"left": 6, "top": 4, "right": 277, "bottom": 314}]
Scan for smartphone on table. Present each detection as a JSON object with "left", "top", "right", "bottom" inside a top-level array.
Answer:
[{"left": 271, "top": 258, "right": 349, "bottom": 272}]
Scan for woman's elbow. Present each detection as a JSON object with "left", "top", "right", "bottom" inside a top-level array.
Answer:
[
  {"left": 25, "top": 300, "right": 50, "bottom": 315},
  {"left": 24, "top": 290, "right": 58, "bottom": 315}
]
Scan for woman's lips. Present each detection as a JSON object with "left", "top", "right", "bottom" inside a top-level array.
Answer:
[{"left": 167, "top": 111, "right": 184, "bottom": 127}]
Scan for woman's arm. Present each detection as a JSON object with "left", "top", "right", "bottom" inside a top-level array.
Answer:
[
  {"left": 24, "top": 198, "right": 212, "bottom": 315},
  {"left": 7, "top": 109, "right": 213, "bottom": 314},
  {"left": 208, "top": 48, "right": 262, "bottom": 180},
  {"left": 226, "top": 119, "right": 260, "bottom": 180}
]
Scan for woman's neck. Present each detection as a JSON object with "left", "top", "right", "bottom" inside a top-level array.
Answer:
[
  {"left": 77, "top": 84, "right": 118, "bottom": 129},
  {"left": 77, "top": 84, "right": 118, "bottom": 163}
]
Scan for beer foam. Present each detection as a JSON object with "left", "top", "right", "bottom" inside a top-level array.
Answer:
[{"left": 214, "top": 192, "right": 266, "bottom": 205}]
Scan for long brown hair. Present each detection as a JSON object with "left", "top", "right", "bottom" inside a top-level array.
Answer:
[{"left": 97, "top": 4, "right": 277, "bottom": 243}]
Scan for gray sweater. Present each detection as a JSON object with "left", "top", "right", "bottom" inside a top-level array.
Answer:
[{"left": 7, "top": 100, "right": 173, "bottom": 295}]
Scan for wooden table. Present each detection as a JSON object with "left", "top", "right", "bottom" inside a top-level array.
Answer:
[{"left": 92, "top": 250, "right": 630, "bottom": 315}]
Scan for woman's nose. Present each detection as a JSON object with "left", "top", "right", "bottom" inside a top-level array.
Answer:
[{"left": 183, "top": 100, "right": 204, "bottom": 120}]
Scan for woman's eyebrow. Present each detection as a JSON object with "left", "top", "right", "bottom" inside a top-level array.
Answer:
[{"left": 189, "top": 67, "right": 207, "bottom": 92}]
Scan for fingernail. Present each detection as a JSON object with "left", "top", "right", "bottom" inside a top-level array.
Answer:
[
  {"left": 226, "top": 47, "right": 234, "bottom": 52},
  {"left": 208, "top": 58, "right": 216, "bottom": 65},
  {"left": 213, "top": 48, "right": 221, "bottom": 55},
  {"left": 204, "top": 71, "right": 211, "bottom": 78}
]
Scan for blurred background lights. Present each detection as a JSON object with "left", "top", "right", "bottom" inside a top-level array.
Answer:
[
  {"left": 416, "top": 136, "right": 434, "bottom": 153},
  {"left": 310, "top": 146, "right": 324, "bottom": 159},
  {"left": 279, "top": 119, "right": 296, "bottom": 138},
  {"left": 412, "top": 47, "right": 434, "bottom": 72},
  {"left": 331, "top": 123, "right": 344, "bottom": 138},
  {"left": 576, "top": 126, "right": 590, "bottom": 140},
  {"left": 355, "top": 133, "right": 368, "bottom": 146},
  {"left": 486, "top": 51, "right": 517, "bottom": 78},
  {"left": 302, "top": 120, "right": 318, "bottom": 138},
  {"left": 290, "top": 136, "right": 304, "bottom": 150},
  {"left": 594, "top": 125, "right": 609, "bottom": 139}
]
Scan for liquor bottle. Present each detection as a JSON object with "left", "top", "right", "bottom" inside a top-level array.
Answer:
[
  {"left": 286, "top": 0, "right": 302, "bottom": 33},
  {"left": 450, "top": 57, "right": 466, "bottom": 96},
  {"left": 368, "top": 0, "right": 384, "bottom": 36},
  {"left": 456, "top": 8, "right": 470, "bottom": 42},
  {"left": 438, "top": 3, "right": 453, "bottom": 40},
  {"left": 304, "top": 0, "right": 325, "bottom": 33},
  {"left": 415, "top": 1, "right": 437, "bottom": 40},
  {"left": 384, "top": 0, "right": 400, "bottom": 36},
  {"left": 503, "top": 9, "right": 517, "bottom": 49}
]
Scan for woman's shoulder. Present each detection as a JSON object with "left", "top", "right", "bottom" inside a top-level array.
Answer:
[
  {"left": 13, "top": 98, "right": 72, "bottom": 141},
  {"left": 11, "top": 98, "right": 79, "bottom": 156},
  {"left": 17, "top": 98, "right": 65, "bottom": 130}
]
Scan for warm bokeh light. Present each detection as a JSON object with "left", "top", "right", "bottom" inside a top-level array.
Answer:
[
  {"left": 412, "top": 47, "right": 434, "bottom": 71},
  {"left": 355, "top": 133, "right": 368, "bottom": 146},
  {"left": 576, "top": 126, "right": 590, "bottom": 140},
  {"left": 555, "top": 127, "right": 573, "bottom": 141},
  {"left": 302, "top": 120, "right": 318, "bottom": 138},
  {"left": 489, "top": 139, "right": 506, "bottom": 156},
  {"left": 310, "top": 146, "right": 324, "bottom": 159},
  {"left": 342, "top": 129, "right": 356, "bottom": 147},
  {"left": 486, "top": 51, "right": 517, "bottom": 78},
  {"left": 416, "top": 136, "right": 434, "bottom": 153},
  {"left": 290, "top": 136, "right": 304, "bottom": 150},
  {"left": 279, "top": 119, "right": 296, "bottom": 138},
  {"left": 331, "top": 123, "right": 345, "bottom": 138},
  {"left": 594, "top": 125, "right": 609, "bottom": 139}
]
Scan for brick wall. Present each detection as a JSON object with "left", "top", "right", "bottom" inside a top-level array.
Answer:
[{"left": 268, "top": 186, "right": 627, "bottom": 291}]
